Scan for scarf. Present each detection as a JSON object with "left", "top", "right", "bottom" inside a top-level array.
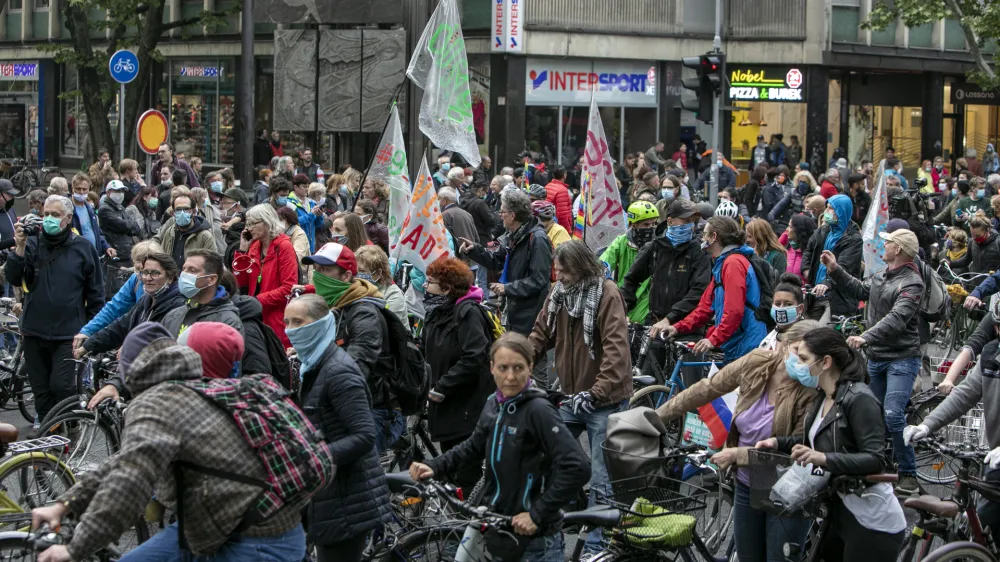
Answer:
[
  {"left": 814, "top": 194, "right": 853, "bottom": 284},
  {"left": 496, "top": 378, "right": 533, "bottom": 404},
  {"left": 313, "top": 272, "right": 351, "bottom": 308},
  {"left": 547, "top": 277, "right": 603, "bottom": 359},
  {"left": 287, "top": 313, "right": 337, "bottom": 375},
  {"left": 41, "top": 224, "right": 72, "bottom": 247}
]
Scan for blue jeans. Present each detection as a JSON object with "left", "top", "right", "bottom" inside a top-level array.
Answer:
[
  {"left": 118, "top": 522, "right": 306, "bottom": 562},
  {"left": 372, "top": 408, "right": 406, "bottom": 455},
  {"left": 559, "top": 402, "right": 617, "bottom": 553},
  {"left": 521, "top": 532, "right": 564, "bottom": 562},
  {"left": 472, "top": 265, "right": 491, "bottom": 300},
  {"left": 734, "top": 482, "right": 811, "bottom": 562},
  {"left": 1, "top": 282, "right": 16, "bottom": 353},
  {"left": 868, "top": 357, "right": 920, "bottom": 475}
]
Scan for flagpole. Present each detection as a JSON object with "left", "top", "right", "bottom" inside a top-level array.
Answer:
[{"left": 358, "top": 80, "right": 406, "bottom": 192}]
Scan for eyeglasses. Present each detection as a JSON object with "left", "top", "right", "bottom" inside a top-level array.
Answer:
[
  {"left": 499, "top": 209, "right": 513, "bottom": 216},
  {"left": 139, "top": 270, "right": 163, "bottom": 279},
  {"left": 246, "top": 220, "right": 261, "bottom": 228}
]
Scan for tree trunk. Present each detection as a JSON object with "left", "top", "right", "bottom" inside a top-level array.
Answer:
[{"left": 64, "top": 2, "right": 116, "bottom": 163}]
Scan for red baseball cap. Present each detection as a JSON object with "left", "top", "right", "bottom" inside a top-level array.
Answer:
[{"left": 302, "top": 242, "right": 357, "bottom": 275}]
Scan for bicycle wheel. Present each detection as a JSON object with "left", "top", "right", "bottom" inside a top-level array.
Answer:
[
  {"left": 907, "top": 396, "right": 959, "bottom": 484},
  {"left": 695, "top": 476, "right": 734, "bottom": 555},
  {"left": 0, "top": 454, "right": 75, "bottom": 529},
  {"left": 0, "top": 534, "right": 32, "bottom": 561},
  {"left": 384, "top": 526, "right": 467, "bottom": 561},
  {"left": 920, "top": 541, "right": 997, "bottom": 562},
  {"left": 36, "top": 411, "right": 118, "bottom": 476}
]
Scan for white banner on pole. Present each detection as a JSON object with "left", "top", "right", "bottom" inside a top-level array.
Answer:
[
  {"left": 393, "top": 156, "right": 454, "bottom": 272},
  {"left": 368, "top": 105, "right": 411, "bottom": 253},
  {"left": 580, "top": 95, "right": 627, "bottom": 250}
]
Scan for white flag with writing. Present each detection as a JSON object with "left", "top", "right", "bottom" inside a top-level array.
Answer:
[
  {"left": 580, "top": 96, "right": 627, "bottom": 250},
  {"left": 393, "top": 156, "right": 454, "bottom": 271},
  {"left": 405, "top": 0, "right": 481, "bottom": 167},
  {"left": 368, "top": 105, "right": 411, "bottom": 252}
]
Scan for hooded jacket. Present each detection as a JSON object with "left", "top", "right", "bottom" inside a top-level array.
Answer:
[
  {"left": 300, "top": 340, "right": 392, "bottom": 544},
  {"left": 544, "top": 179, "right": 574, "bottom": 229},
  {"left": 426, "top": 388, "right": 590, "bottom": 535},
  {"left": 97, "top": 197, "right": 139, "bottom": 263},
  {"left": 286, "top": 194, "right": 325, "bottom": 252},
  {"left": 622, "top": 227, "right": 712, "bottom": 325},
  {"left": 985, "top": 143, "right": 1000, "bottom": 175},
  {"left": 233, "top": 233, "right": 298, "bottom": 347},
  {"left": 57, "top": 340, "right": 300, "bottom": 559},
  {"left": 422, "top": 286, "right": 496, "bottom": 442},
  {"left": 466, "top": 217, "right": 552, "bottom": 335},
  {"left": 951, "top": 228, "right": 1000, "bottom": 275},
  {"left": 232, "top": 294, "right": 279, "bottom": 378},
  {"left": 829, "top": 261, "right": 924, "bottom": 361},
  {"left": 673, "top": 245, "right": 768, "bottom": 361},
  {"left": 802, "top": 221, "right": 863, "bottom": 317},
  {"left": 154, "top": 214, "right": 217, "bottom": 271},
  {"left": 83, "top": 282, "right": 185, "bottom": 355},
  {"left": 161, "top": 286, "right": 244, "bottom": 338},
  {"left": 602, "top": 233, "right": 651, "bottom": 324}
]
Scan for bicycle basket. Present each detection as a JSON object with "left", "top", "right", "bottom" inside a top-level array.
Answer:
[
  {"left": 930, "top": 356, "right": 976, "bottom": 380},
  {"left": 941, "top": 402, "right": 987, "bottom": 449},
  {"left": 601, "top": 442, "right": 687, "bottom": 483},
  {"left": 748, "top": 449, "right": 827, "bottom": 517},
  {"left": 601, "top": 475, "right": 707, "bottom": 549}
]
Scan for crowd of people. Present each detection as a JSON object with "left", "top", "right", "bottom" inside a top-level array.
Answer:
[{"left": 7, "top": 134, "right": 1000, "bottom": 562}]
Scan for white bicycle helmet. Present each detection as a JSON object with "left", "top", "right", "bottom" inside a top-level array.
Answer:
[{"left": 715, "top": 200, "right": 739, "bottom": 219}]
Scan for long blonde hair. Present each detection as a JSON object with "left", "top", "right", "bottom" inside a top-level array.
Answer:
[{"left": 747, "top": 219, "right": 786, "bottom": 257}]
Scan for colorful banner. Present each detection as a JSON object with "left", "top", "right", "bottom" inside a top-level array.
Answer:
[
  {"left": 393, "top": 156, "right": 454, "bottom": 272},
  {"left": 368, "top": 104, "right": 411, "bottom": 252},
  {"left": 862, "top": 161, "right": 889, "bottom": 278},
  {"left": 580, "top": 95, "right": 627, "bottom": 251},
  {"left": 405, "top": 0, "right": 481, "bottom": 168}
]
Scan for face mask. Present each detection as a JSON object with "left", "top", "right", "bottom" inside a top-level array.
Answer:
[
  {"left": 423, "top": 291, "right": 451, "bottom": 317},
  {"left": 661, "top": 189, "right": 675, "bottom": 201},
  {"left": 42, "top": 216, "right": 64, "bottom": 235},
  {"left": 716, "top": 161, "right": 723, "bottom": 169},
  {"left": 936, "top": 165, "right": 943, "bottom": 171},
  {"left": 925, "top": 167, "right": 932, "bottom": 172},
  {"left": 797, "top": 181, "right": 809, "bottom": 193},
  {"left": 210, "top": 181, "right": 224, "bottom": 193},
  {"left": 666, "top": 223, "right": 694, "bottom": 246},
  {"left": 313, "top": 271, "right": 352, "bottom": 308},
  {"left": 771, "top": 305, "right": 799, "bottom": 326},
  {"left": 276, "top": 197, "right": 288, "bottom": 206},
  {"left": 286, "top": 313, "right": 337, "bottom": 374},
  {"left": 358, "top": 214, "right": 371, "bottom": 223},
  {"left": 978, "top": 189, "right": 986, "bottom": 198},
  {"left": 441, "top": 163, "right": 451, "bottom": 172},
  {"left": 630, "top": 226, "right": 656, "bottom": 248},
  {"left": 29, "top": 209, "right": 39, "bottom": 215},
  {"left": 822, "top": 210, "right": 837, "bottom": 225},
  {"left": 330, "top": 234, "right": 349, "bottom": 245},
  {"left": 952, "top": 188, "right": 959, "bottom": 197},
  {"left": 178, "top": 271, "right": 206, "bottom": 298},
  {"left": 148, "top": 197, "right": 159, "bottom": 209},
  {"left": 945, "top": 239, "right": 953, "bottom": 249},
  {"left": 785, "top": 353, "right": 819, "bottom": 388},
  {"left": 2, "top": 196, "right": 12, "bottom": 212},
  {"left": 777, "top": 175, "right": 786, "bottom": 184},
  {"left": 355, "top": 272, "right": 375, "bottom": 283},
  {"left": 72, "top": 193, "right": 87, "bottom": 203},
  {"left": 700, "top": 238, "right": 712, "bottom": 251},
  {"left": 109, "top": 192, "right": 124, "bottom": 205},
  {"left": 789, "top": 240, "right": 799, "bottom": 249},
  {"left": 315, "top": 197, "right": 326, "bottom": 207},
  {"left": 175, "top": 210, "right": 192, "bottom": 227}
]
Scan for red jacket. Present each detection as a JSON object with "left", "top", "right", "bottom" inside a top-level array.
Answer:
[
  {"left": 545, "top": 179, "right": 574, "bottom": 230},
  {"left": 671, "top": 150, "right": 687, "bottom": 170},
  {"left": 673, "top": 253, "right": 750, "bottom": 348},
  {"left": 819, "top": 180, "right": 839, "bottom": 199},
  {"left": 232, "top": 233, "right": 298, "bottom": 347}
]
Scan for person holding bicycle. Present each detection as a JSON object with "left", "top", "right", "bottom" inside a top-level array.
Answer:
[
  {"left": 760, "top": 274, "right": 808, "bottom": 351},
  {"left": 820, "top": 228, "right": 925, "bottom": 496},
  {"left": 658, "top": 319, "right": 822, "bottom": 562},
  {"left": 757, "top": 328, "right": 907, "bottom": 562},
  {"left": 655, "top": 216, "right": 767, "bottom": 361},
  {"left": 409, "top": 332, "right": 590, "bottom": 562},
  {"left": 937, "top": 298, "right": 1000, "bottom": 395}
]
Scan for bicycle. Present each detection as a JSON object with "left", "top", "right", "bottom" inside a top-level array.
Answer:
[
  {"left": 0, "top": 522, "right": 119, "bottom": 561},
  {"left": 0, "top": 298, "right": 34, "bottom": 425},
  {"left": 0, "top": 423, "right": 77, "bottom": 535}
]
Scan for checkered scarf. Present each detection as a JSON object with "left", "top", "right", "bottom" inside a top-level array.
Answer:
[{"left": 547, "top": 277, "right": 603, "bottom": 359}]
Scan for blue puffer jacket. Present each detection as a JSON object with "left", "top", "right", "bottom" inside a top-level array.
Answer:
[
  {"left": 80, "top": 273, "right": 144, "bottom": 336},
  {"left": 287, "top": 194, "right": 325, "bottom": 252}
]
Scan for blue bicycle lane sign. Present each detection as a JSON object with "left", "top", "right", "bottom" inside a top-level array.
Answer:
[{"left": 109, "top": 50, "right": 139, "bottom": 84}]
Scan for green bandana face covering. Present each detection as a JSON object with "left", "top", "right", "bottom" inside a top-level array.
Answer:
[{"left": 313, "top": 271, "right": 351, "bottom": 307}]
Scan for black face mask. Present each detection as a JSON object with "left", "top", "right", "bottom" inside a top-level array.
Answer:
[
  {"left": 4, "top": 196, "right": 13, "bottom": 212},
  {"left": 629, "top": 226, "right": 656, "bottom": 248}
]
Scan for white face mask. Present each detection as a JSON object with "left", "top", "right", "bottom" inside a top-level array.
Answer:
[{"left": 109, "top": 192, "right": 124, "bottom": 205}]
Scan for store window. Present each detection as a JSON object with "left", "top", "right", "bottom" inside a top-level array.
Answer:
[
  {"left": 525, "top": 106, "right": 558, "bottom": 164},
  {"left": 62, "top": 65, "right": 88, "bottom": 159},
  {"left": 169, "top": 59, "right": 235, "bottom": 166},
  {"left": 871, "top": 106, "right": 922, "bottom": 170},
  {"left": 8, "top": 0, "right": 21, "bottom": 11}
]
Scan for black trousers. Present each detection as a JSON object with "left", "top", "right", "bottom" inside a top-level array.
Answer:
[
  {"left": 819, "top": 501, "right": 905, "bottom": 562},
  {"left": 22, "top": 336, "right": 76, "bottom": 421},
  {"left": 315, "top": 533, "right": 368, "bottom": 562}
]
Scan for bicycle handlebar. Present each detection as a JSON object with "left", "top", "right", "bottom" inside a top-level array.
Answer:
[{"left": 410, "top": 479, "right": 513, "bottom": 526}]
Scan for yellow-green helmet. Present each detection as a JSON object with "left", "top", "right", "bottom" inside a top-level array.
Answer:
[{"left": 627, "top": 201, "right": 660, "bottom": 225}]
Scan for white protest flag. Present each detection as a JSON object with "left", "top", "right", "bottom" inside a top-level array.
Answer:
[
  {"left": 393, "top": 156, "right": 454, "bottom": 272},
  {"left": 368, "top": 104, "right": 411, "bottom": 252},
  {"left": 861, "top": 160, "right": 890, "bottom": 278},
  {"left": 580, "top": 95, "right": 627, "bottom": 250},
  {"left": 405, "top": 0, "right": 481, "bottom": 168}
]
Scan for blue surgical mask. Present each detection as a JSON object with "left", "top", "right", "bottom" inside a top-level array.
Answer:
[
  {"left": 210, "top": 181, "right": 224, "bottom": 193},
  {"left": 785, "top": 353, "right": 819, "bottom": 388},
  {"left": 977, "top": 189, "right": 986, "bottom": 198},
  {"left": 42, "top": 216, "right": 63, "bottom": 235},
  {"left": 175, "top": 210, "right": 192, "bottom": 227},
  {"left": 277, "top": 197, "right": 289, "bottom": 206},
  {"left": 770, "top": 305, "right": 799, "bottom": 326},
  {"left": 355, "top": 272, "right": 375, "bottom": 283},
  {"left": 441, "top": 163, "right": 451, "bottom": 172},
  {"left": 716, "top": 160, "right": 723, "bottom": 169},
  {"left": 666, "top": 223, "right": 694, "bottom": 246},
  {"left": 178, "top": 271, "right": 205, "bottom": 298},
  {"left": 952, "top": 188, "right": 959, "bottom": 197},
  {"left": 72, "top": 193, "right": 87, "bottom": 203},
  {"left": 286, "top": 313, "right": 337, "bottom": 374},
  {"left": 661, "top": 188, "right": 675, "bottom": 201}
]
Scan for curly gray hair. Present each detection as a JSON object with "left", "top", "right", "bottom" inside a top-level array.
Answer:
[{"left": 501, "top": 188, "right": 532, "bottom": 223}]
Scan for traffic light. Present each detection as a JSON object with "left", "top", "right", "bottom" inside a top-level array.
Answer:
[{"left": 681, "top": 53, "right": 726, "bottom": 124}]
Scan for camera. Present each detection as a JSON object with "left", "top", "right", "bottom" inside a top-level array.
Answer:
[
  {"left": 915, "top": 177, "right": 928, "bottom": 188},
  {"left": 20, "top": 215, "right": 42, "bottom": 236}
]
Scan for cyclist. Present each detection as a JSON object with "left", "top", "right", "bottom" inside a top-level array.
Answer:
[
  {"left": 658, "top": 320, "right": 821, "bottom": 562},
  {"left": 715, "top": 198, "right": 743, "bottom": 229},
  {"left": 601, "top": 200, "right": 660, "bottom": 324},
  {"left": 757, "top": 328, "right": 907, "bottom": 562},
  {"left": 409, "top": 332, "right": 590, "bottom": 562},
  {"left": 951, "top": 214, "right": 1000, "bottom": 277},
  {"left": 937, "top": 297, "right": 1000, "bottom": 395},
  {"left": 819, "top": 228, "right": 924, "bottom": 496},
  {"left": 657, "top": 216, "right": 767, "bottom": 361},
  {"left": 760, "top": 273, "right": 808, "bottom": 351}
]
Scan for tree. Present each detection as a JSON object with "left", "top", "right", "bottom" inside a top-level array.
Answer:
[
  {"left": 40, "top": 0, "right": 239, "bottom": 163},
  {"left": 864, "top": 0, "right": 1000, "bottom": 88}
]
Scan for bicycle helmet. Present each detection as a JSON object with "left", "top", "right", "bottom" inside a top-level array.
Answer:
[
  {"left": 531, "top": 199, "right": 556, "bottom": 220},
  {"left": 715, "top": 200, "right": 739, "bottom": 219},
  {"left": 627, "top": 201, "right": 660, "bottom": 225},
  {"left": 527, "top": 183, "right": 548, "bottom": 201}
]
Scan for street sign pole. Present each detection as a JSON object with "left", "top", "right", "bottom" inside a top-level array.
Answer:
[
  {"left": 109, "top": 50, "right": 139, "bottom": 165},
  {"left": 119, "top": 83, "right": 126, "bottom": 163},
  {"left": 709, "top": 0, "right": 723, "bottom": 207}
]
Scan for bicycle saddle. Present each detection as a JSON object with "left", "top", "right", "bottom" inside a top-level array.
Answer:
[
  {"left": 904, "top": 495, "right": 959, "bottom": 518},
  {"left": 632, "top": 375, "right": 656, "bottom": 386},
  {"left": 562, "top": 505, "right": 621, "bottom": 528},
  {"left": 385, "top": 471, "right": 417, "bottom": 495},
  {"left": 0, "top": 423, "right": 17, "bottom": 443}
]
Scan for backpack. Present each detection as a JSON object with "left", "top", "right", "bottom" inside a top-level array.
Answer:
[
  {"left": 169, "top": 374, "right": 335, "bottom": 548},
  {"left": 477, "top": 301, "right": 505, "bottom": 341},
  {"left": 719, "top": 252, "right": 775, "bottom": 330},
  {"left": 249, "top": 317, "right": 294, "bottom": 393},
  {"left": 358, "top": 297, "right": 426, "bottom": 416},
  {"left": 918, "top": 260, "right": 950, "bottom": 322}
]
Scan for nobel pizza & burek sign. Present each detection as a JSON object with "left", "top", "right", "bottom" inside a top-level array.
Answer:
[{"left": 727, "top": 66, "right": 806, "bottom": 103}]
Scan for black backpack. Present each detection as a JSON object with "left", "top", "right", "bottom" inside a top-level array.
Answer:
[
  {"left": 358, "top": 297, "right": 426, "bottom": 416},
  {"left": 248, "top": 317, "right": 294, "bottom": 391}
]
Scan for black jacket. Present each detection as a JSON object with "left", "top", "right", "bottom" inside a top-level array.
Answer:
[
  {"left": 460, "top": 195, "right": 499, "bottom": 245},
  {"left": 231, "top": 295, "right": 278, "bottom": 378},
  {"left": 97, "top": 198, "right": 139, "bottom": 264},
  {"left": 466, "top": 218, "right": 552, "bottom": 335},
  {"left": 952, "top": 229, "right": 1000, "bottom": 275},
  {"left": 829, "top": 262, "right": 924, "bottom": 361},
  {"left": 426, "top": 388, "right": 590, "bottom": 533},
  {"left": 422, "top": 297, "right": 496, "bottom": 442},
  {"left": 300, "top": 341, "right": 392, "bottom": 544},
  {"left": 5, "top": 231, "right": 104, "bottom": 340},
  {"left": 472, "top": 165, "right": 492, "bottom": 188},
  {"left": 802, "top": 222, "right": 863, "bottom": 317},
  {"left": 253, "top": 138, "right": 272, "bottom": 168},
  {"left": 777, "top": 380, "right": 887, "bottom": 476},
  {"left": 622, "top": 229, "right": 712, "bottom": 324},
  {"left": 161, "top": 288, "right": 244, "bottom": 338},
  {"left": 84, "top": 282, "right": 185, "bottom": 355},
  {"left": 335, "top": 297, "right": 392, "bottom": 409}
]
